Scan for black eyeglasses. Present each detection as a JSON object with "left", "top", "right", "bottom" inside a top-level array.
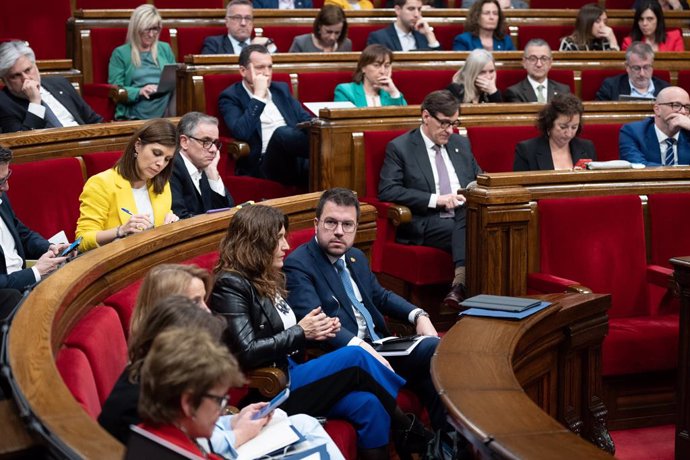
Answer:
[
  {"left": 227, "top": 15, "right": 253, "bottom": 22},
  {"left": 524, "top": 55, "right": 552, "bottom": 64},
  {"left": 0, "top": 169, "right": 12, "bottom": 186},
  {"left": 321, "top": 218, "right": 357, "bottom": 233},
  {"left": 430, "top": 113, "right": 461, "bottom": 129},
  {"left": 657, "top": 102, "right": 690, "bottom": 113},
  {"left": 189, "top": 136, "right": 223, "bottom": 151},
  {"left": 202, "top": 393, "right": 229, "bottom": 411}
]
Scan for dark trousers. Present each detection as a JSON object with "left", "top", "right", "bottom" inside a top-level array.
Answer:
[
  {"left": 260, "top": 126, "right": 310, "bottom": 187},
  {"left": 405, "top": 209, "right": 466, "bottom": 268}
]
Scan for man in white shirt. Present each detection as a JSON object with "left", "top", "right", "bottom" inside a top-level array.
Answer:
[
  {"left": 0, "top": 147, "right": 70, "bottom": 291},
  {"left": 367, "top": 0, "right": 441, "bottom": 52},
  {"left": 0, "top": 41, "right": 103, "bottom": 133},
  {"left": 201, "top": 0, "right": 276, "bottom": 55},
  {"left": 504, "top": 39, "right": 571, "bottom": 103},
  {"left": 218, "top": 45, "right": 312, "bottom": 186},
  {"left": 170, "top": 112, "right": 235, "bottom": 218}
]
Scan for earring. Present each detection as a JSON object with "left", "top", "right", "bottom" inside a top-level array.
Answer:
[{"left": 134, "top": 151, "right": 138, "bottom": 158}]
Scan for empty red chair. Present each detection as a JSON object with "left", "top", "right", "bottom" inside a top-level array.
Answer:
[
  {"left": 466, "top": 125, "right": 540, "bottom": 173},
  {"left": 82, "top": 151, "right": 122, "bottom": 178},
  {"left": 175, "top": 27, "right": 227, "bottom": 58},
  {"left": 56, "top": 347, "right": 102, "bottom": 420},
  {"left": 677, "top": 70, "right": 690, "bottom": 94},
  {"left": 530, "top": 0, "right": 591, "bottom": 7},
  {"left": 257, "top": 26, "right": 312, "bottom": 52},
  {"left": 394, "top": 70, "right": 456, "bottom": 104},
  {"left": 297, "top": 72, "right": 352, "bottom": 103},
  {"left": 347, "top": 25, "right": 384, "bottom": 52},
  {"left": 517, "top": 25, "right": 573, "bottom": 51},
  {"left": 0, "top": 0, "right": 71, "bottom": 59},
  {"left": 579, "top": 123, "right": 623, "bottom": 162},
  {"left": 648, "top": 193, "right": 690, "bottom": 269}
]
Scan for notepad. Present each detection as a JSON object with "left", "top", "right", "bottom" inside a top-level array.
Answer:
[
  {"left": 372, "top": 335, "right": 438, "bottom": 356},
  {"left": 460, "top": 295, "right": 542, "bottom": 312},
  {"left": 459, "top": 301, "right": 551, "bottom": 320}
]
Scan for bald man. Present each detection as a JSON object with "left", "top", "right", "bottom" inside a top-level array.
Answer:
[{"left": 619, "top": 86, "right": 690, "bottom": 166}]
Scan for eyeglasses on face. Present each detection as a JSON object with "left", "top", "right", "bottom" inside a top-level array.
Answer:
[
  {"left": 189, "top": 136, "right": 223, "bottom": 151},
  {"left": 524, "top": 55, "right": 552, "bottom": 64},
  {"left": 657, "top": 102, "right": 690, "bottom": 113},
  {"left": 227, "top": 15, "right": 253, "bottom": 22},
  {"left": 202, "top": 393, "right": 229, "bottom": 411},
  {"left": 430, "top": 113, "right": 461, "bottom": 129},
  {"left": 142, "top": 26, "right": 162, "bottom": 35},
  {"left": 321, "top": 218, "right": 357, "bottom": 233},
  {"left": 627, "top": 64, "right": 653, "bottom": 73},
  {"left": 0, "top": 169, "right": 12, "bottom": 186}
]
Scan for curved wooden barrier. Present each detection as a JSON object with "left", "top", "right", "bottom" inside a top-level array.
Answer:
[
  {"left": 432, "top": 292, "right": 614, "bottom": 459},
  {"left": 5, "top": 193, "right": 376, "bottom": 459}
]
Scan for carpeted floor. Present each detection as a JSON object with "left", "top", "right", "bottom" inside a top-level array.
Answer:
[{"left": 611, "top": 424, "right": 675, "bottom": 460}]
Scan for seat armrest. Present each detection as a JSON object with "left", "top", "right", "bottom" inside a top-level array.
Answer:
[
  {"left": 647, "top": 264, "right": 676, "bottom": 291},
  {"left": 527, "top": 272, "right": 592, "bottom": 294},
  {"left": 386, "top": 204, "right": 412, "bottom": 226},
  {"left": 228, "top": 141, "right": 251, "bottom": 160},
  {"left": 247, "top": 366, "right": 288, "bottom": 398},
  {"left": 82, "top": 83, "right": 128, "bottom": 104}
]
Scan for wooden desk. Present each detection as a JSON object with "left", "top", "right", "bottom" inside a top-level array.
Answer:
[
  {"left": 432, "top": 292, "right": 614, "bottom": 458},
  {"left": 671, "top": 256, "right": 690, "bottom": 460}
]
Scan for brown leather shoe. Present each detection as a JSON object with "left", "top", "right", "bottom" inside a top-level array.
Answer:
[{"left": 443, "top": 284, "right": 467, "bottom": 309}]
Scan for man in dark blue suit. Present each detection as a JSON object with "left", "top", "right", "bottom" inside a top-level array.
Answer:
[
  {"left": 367, "top": 0, "right": 441, "bottom": 52},
  {"left": 620, "top": 86, "right": 690, "bottom": 166},
  {"left": 201, "top": 0, "right": 276, "bottom": 55},
  {"left": 0, "top": 147, "right": 69, "bottom": 291},
  {"left": 0, "top": 41, "right": 102, "bottom": 133},
  {"left": 218, "top": 44, "right": 312, "bottom": 186},
  {"left": 253, "top": 0, "right": 312, "bottom": 8},
  {"left": 284, "top": 188, "right": 447, "bottom": 434},
  {"left": 171, "top": 112, "right": 234, "bottom": 218},
  {"left": 595, "top": 42, "right": 669, "bottom": 101}
]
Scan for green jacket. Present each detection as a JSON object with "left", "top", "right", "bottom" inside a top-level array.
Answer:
[{"left": 333, "top": 82, "right": 407, "bottom": 108}]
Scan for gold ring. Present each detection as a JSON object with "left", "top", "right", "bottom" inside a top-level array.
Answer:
[{"left": 138, "top": 225, "right": 143, "bottom": 231}]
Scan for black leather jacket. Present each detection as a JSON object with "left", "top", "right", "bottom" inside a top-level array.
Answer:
[{"left": 211, "top": 271, "right": 305, "bottom": 372}]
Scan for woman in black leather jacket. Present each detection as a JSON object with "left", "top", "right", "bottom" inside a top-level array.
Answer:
[{"left": 210, "top": 205, "right": 428, "bottom": 460}]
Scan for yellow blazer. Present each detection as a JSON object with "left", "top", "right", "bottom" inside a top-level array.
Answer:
[
  {"left": 76, "top": 168, "right": 172, "bottom": 252},
  {"left": 324, "top": 0, "right": 374, "bottom": 9}
]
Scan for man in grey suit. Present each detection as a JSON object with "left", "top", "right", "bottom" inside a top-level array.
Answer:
[
  {"left": 378, "top": 90, "right": 482, "bottom": 308},
  {"left": 201, "top": 0, "right": 275, "bottom": 55},
  {"left": 504, "top": 39, "right": 571, "bottom": 103}
]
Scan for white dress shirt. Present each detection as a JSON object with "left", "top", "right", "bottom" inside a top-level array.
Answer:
[
  {"left": 0, "top": 197, "right": 40, "bottom": 282},
  {"left": 27, "top": 86, "right": 79, "bottom": 127},
  {"left": 654, "top": 124, "right": 680, "bottom": 164},
  {"left": 180, "top": 152, "right": 226, "bottom": 196},
  {"left": 394, "top": 23, "right": 417, "bottom": 52},
  {"left": 242, "top": 81, "right": 287, "bottom": 154}
]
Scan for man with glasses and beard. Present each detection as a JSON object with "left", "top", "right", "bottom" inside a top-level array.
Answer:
[{"left": 596, "top": 41, "right": 669, "bottom": 101}]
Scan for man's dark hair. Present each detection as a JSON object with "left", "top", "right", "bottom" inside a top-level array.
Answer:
[
  {"left": 238, "top": 44, "right": 269, "bottom": 68},
  {"left": 421, "top": 90, "right": 460, "bottom": 117},
  {"left": 316, "top": 188, "right": 360, "bottom": 220},
  {"left": 393, "top": 0, "right": 410, "bottom": 7},
  {"left": 0, "top": 146, "right": 12, "bottom": 164}
]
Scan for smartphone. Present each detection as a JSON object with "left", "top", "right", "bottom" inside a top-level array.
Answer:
[
  {"left": 252, "top": 387, "right": 290, "bottom": 420},
  {"left": 60, "top": 237, "right": 83, "bottom": 257}
]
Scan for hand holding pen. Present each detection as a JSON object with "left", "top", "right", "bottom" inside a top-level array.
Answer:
[{"left": 117, "top": 208, "right": 153, "bottom": 238}]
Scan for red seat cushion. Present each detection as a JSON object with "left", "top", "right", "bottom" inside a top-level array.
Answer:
[
  {"left": 102, "top": 281, "right": 143, "bottom": 338},
  {"left": 395, "top": 70, "right": 456, "bottom": 105},
  {"left": 56, "top": 347, "right": 102, "bottom": 420},
  {"left": 82, "top": 151, "right": 121, "bottom": 178},
  {"left": 8, "top": 157, "right": 84, "bottom": 241},
  {"left": 297, "top": 72, "right": 352, "bottom": 103},
  {"left": 323, "top": 420, "right": 357, "bottom": 460},
  {"left": 648, "top": 193, "right": 690, "bottom": 267},
  {"left": 579, "top": 123, "right": 623, "bottom": 162},
  {"left": 62, "top": 306, "right": 128, "bottom": 405},
  {"left": 466, "top": 125, "right": 540, "bottom": 173}
]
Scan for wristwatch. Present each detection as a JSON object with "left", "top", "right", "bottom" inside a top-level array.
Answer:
[{"left": 413, "top": 310, "right": 430, "bottom": 325}]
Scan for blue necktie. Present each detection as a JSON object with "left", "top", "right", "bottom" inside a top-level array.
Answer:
[
  {"left": 664, "top": 138, "right": 676, "bottom": 166},
  {"left": 41, "top": 101, "right": 62, "bottom": 128},
  {"left": 334, "top": 259, "right": 381, "bottom": 341}
]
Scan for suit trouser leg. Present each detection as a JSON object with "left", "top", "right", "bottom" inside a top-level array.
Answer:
[
  {"left": 260, "top": 125, "right": 310, "bottom": 186},
  {"left": 418, "top": 210, "right": 467, "bottom": 267}
]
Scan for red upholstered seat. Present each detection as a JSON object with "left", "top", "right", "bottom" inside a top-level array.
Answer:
[
  {"left": 81, "top": 84, "right": 119, "bottom": 122},
  {"left": 76, "top": 0, "right": 142, "bottom": 7},
  {"left": 648, "top": 193, "right": 690, "bottom": 268},
  {"left": 258, "top": 26, "right": 312, "bottom": 53},
  {"left": 348, "top": 25, "right": 386, "bottom": 52},
  {"left": 7, "top": 157, "right": 84, "bottom": 241},
  {"left": 466, "top": 125, "right": 540, "bottom": 173},
  {"left": 56, "top": 348, "right": 102, "bottom": 420},
  {"left": 529, "top": 195, "right": 678, "bottom": 376},
  {"left": 517, "top": 25, "right": 573, "bottom": 51},
  {"left": 677, "top": 70, "right": 690, "bottom": 94},
  {"left": 496, "top": 69, "right": 575, "bottom": 94},
  {"left": 102, "top": 280, "right": 143, "bottom": 339},
  {"left": 579, "top": 123, "right": 623, "bottom": 162},
  {"left": 0, "top": 0, "right": 71, "bottom": 59},
  {"left": 323, "top": 421, "right": 357, "bottom": 460},
  {"left": 434, "top": 24, "right": 463, "bottom": 51},
  {"left": 62, "top": 306, "right": 128, "bottom": 404},
  {"left": 82, "top": 151, "right": 121, "bottom": 178},
  {"left": 362, "top": 130, "right": 453, "bottom": 285},
  {"left": 154, "top": 0, "right": 225, "bottom": 6},
  {"left": 580, "top": 69, "right": 671, "bottom": 101},
  {"left": 395, "top": 70, "right": 456, "bottom": 105},
  {"left": 530, "top": 0, "right": 591, "bottom": 7},
  {"left": 297, "top": 72, "right": 352, "bottom": 103},
  {"left": 181, "top": 252, "right": 220, "bottom": 271},
  {"left": 175, "top": 27, "right": 227, "bottom": 59}
]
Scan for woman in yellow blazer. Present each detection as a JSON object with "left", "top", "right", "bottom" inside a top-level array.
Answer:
[
  {"left": 76, "top": 119, "right": 179, "bottom": 252},
  {"left": 325, "top": 0, "right": 374, "bottom": 10}
]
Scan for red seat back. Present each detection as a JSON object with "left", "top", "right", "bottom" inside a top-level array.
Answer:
[
  {"left": 538, "top": 195, "right": 649, "bottom": 318},
  {"left": 530, "top": 0, "right": 590, "bottom": 7},
  {"left": 395, "top": 70, "right": 456, "bottom": 105},
  {"left": 466, "top": 125, "right": 539, "bottom": 173},
  {"left": 82, "top": 151, "right": 122, "bottom": 178},
  {"left": 0, "top": 0, "right": 71, "bottom": 59},
  {"left": 8, "top": 157, "right": 84, "bottom": 241},
  {"left": 287, "top": 228, "right": 314, "bottom": 257},
  {"left": 648, "top": 193, "right": 690, "bottom": 267},
  {"left": 677, "top": 70, "right": 690, "bottom": 94},
  {"left": 154, "top": 0, "right": 224, "bottom": 6},
  {"left": 76, "top": 0, "right": 141, "bottom": 7},
  {"left": 348, "top": 25, "right": 385, "bottom": 52},
  {"left": 517, "top": 25, "right": 573, "bottom": 51},
  {"left": 580, "top": 69, "right": 671, "bottom": 101},
  {"left": 259, "top": 26, "right": 312, "bottom": 52},
  {"left": 175, "top": 27, "right": 228, "bottom": 58},
  {"left": 297, "top": 71, "right": 352, "bottom": 103},
  {"left": 56, "top": 348, "right": 102, "bottom": 420},
  {"left": 434, "top": 24, "right": 463, "bottom": 51},
  {"left": 579, "top": 123, "right": 622, "bottom": 162}
]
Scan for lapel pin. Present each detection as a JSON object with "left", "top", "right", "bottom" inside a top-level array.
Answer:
[
  {"left": 455, "top": 148, "right": 459, "bottom": 153},
  {"left": 59, "top": 91, "right": 64, "bottom": 95},
  {"left": 350, "top": 257, "right": 356, "bottom": 263}
]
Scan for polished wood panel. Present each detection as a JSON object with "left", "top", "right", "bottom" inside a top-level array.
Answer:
[
  {"left": 671, "top": 256, "right": 690, "bottom": 460},
  {"left": 433, "top": 292, "right": 614, "bottom": 458}
]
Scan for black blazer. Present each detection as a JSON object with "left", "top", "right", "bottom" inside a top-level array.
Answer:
[
  {"left": 210, "top": 271, "right": 305, "bottom": 372},
  {"left": 366, "top": 24, "right": 441, "bottom": 51},
  {"left": 503, "top": 78, "right": 571, "bottom": 103},
  {"left": 170, "top": 154, "right": 234, "bottom": 218},
  {"left": 201, "top": 35, "right": 236, "bottom": 54},
  {"left": 98, "top": 369, "right": 139, "bottom": 444},
  {"left": 0, "top": 194, "right": 51, "bottom": 290},
  {"left": 0, "top": 76, "right": 102, "bottom": 133},
  {"left": 446, "top": 82, "right": 502, "bottom": 103},
  {"left": 595, "top": 74, "right": 670, "bottom": 101},
  {"left": 513, "top": 136, "right": 597, "bottom": 171}
]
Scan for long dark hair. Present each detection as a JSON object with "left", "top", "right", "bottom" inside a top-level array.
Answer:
[{"left": 631, "top": 1, "right": 667, "bottom": 44}]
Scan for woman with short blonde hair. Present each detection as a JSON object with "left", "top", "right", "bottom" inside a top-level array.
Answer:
[{"left": 448, "top": 49, "right": 502, "bottom": 103}]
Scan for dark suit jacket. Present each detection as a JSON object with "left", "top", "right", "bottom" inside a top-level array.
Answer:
[
  {"left": 98, "top": 368, "right": 140, "bottom": 444},
  {"left": 284, "top": 239, "right": 416, "bottom": 349},
  {"left": 619, "top": 117, "right": 690, "bottom": 166},
  {"left": 377, "top": 128, "right": 482, "bottom": 245},
  {"left": 0, "top": 194, "right": 51, "bottom": 290},
  {"left": 201, "top": 34, "right": 236, "bottom": 54},
  {"left": 366, "top": 24, "right": 441, "bottom": 51},
  {"left": 503, "top": 77, "right": 571, "bottom": 103},
  {"left": 513, "top": 136, "right": 597, "bottom": 171},
  {"left": 253, "top": 0, "right": 312, "bottom": 7},
  {"left": 447, "top": 82, "right": 502, "bottom": 103},
  {"left": 595, "top": 74, "right": 670, "bottom": 101},
  {"left": 218, "top": 81, "right": 312, "bottom": 176},
  {"left": 169, "top": 154, "right": 234, "bottom": 218},
  {"left": 0, "top": 76, "right": 102, "bottom": 133}
]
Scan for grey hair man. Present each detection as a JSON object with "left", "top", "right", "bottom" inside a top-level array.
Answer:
[
  {"left": 504, "top": 38, "right": 571, "bottom": 103},
  {"left": 200, "top": 0, "right": 276, "bottom": 55}
]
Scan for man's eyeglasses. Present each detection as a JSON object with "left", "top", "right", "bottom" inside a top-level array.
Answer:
[
  {"left": 142, "top": 26, "right": 162, "bottom": 35},
  {"left": 203, "top": 393, "right": 229, "bottom": 411},
  {"left": 321, "top": 218, "right": 357, "bottom": 233},
  {"left": 189, "top": 136, "right": 223, "bottom": 151},
  {"left": 524, "top": 55, "right": 552, "bottom": 64},
  {"left": 0, "top": 169, "right": 12, "bottom": 187},
  {"left": 430, "top": 113, "right": 461, "bottom": 129},
  {"left": 627, "top": 64, "right": 653, "bottom": 73},
  {"left": 227, "top": 15, "right": 253, "bottom": 22},
  {"left": 657, "top": 102, "right": 690, "bottom": 113}
]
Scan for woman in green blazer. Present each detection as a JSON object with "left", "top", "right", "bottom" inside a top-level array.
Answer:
[
  {"left": 108, "top": 4, "right": 176, "bottom": 120},
  {"left": 334, "top": 44, "right": 407, "bottom": 108}
]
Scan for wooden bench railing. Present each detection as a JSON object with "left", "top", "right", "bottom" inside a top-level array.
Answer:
[{"left": 4, "top": 193, "right": 376, "bottom": 459}]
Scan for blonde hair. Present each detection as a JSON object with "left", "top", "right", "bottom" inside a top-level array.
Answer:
[
  {"left": 452, "top": 49, "right": 495, "bottom": 103},
  {"left": 130, "top": 264, "right": 213, "bottom": 336},
  {"left": 126, "top": 4, "right": 163, "bottom": 67}
]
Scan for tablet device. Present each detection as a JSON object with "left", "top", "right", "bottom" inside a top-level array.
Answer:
[
  {"left": 149, "top": 64, "right": 181, "bottom": 99},
  {"left": 253, "top": 387, "right": 290, "bottom": 420},
  {"left": 60, "top": 237, "right": 83, "bottom": 257}
]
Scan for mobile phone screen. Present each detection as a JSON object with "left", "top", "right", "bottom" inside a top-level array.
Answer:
[
  {"left": 60, "top": 237, "right": 83, "bottom": 257},
  {"left": 252, "top": 388, "right": 290, "bottom": 420}
]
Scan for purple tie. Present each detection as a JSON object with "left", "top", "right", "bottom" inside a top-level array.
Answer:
[{"left": 433, "top": 144, "right": 454, "bottom": 218}]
